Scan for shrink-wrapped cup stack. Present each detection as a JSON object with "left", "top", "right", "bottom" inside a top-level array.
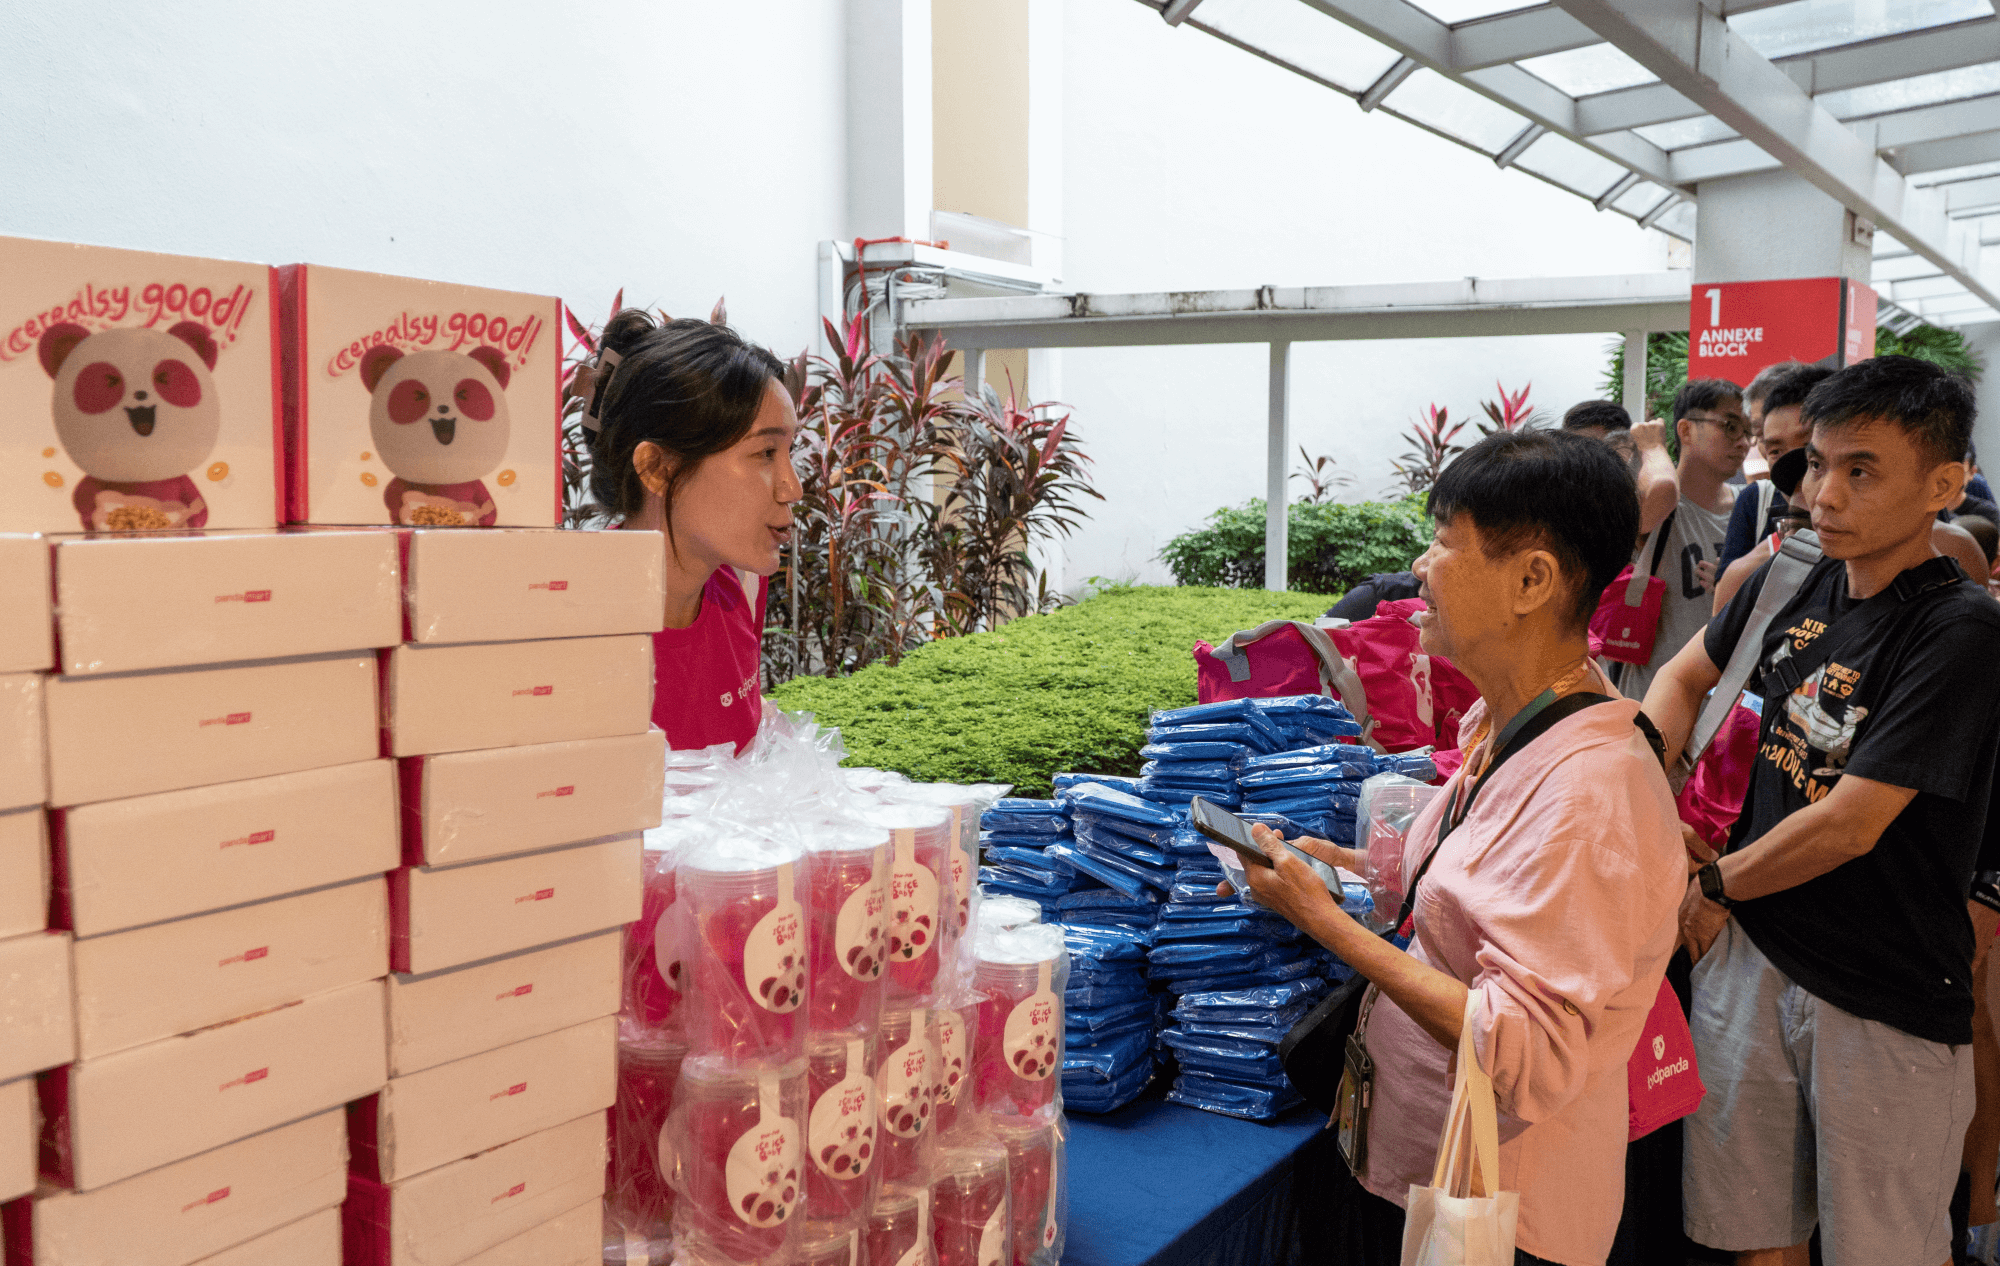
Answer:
[{"left": 612, "top": 716, "right": 1069, "bottom": 1266}]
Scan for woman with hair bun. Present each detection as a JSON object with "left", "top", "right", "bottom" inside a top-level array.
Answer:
[{"left": 582, "top": 308, "right": 801, "bottom": 753}]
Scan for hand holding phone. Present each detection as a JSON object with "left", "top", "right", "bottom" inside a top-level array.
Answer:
[{"left": 1190, "top": 796, "right": 1274, "bottom": 868}]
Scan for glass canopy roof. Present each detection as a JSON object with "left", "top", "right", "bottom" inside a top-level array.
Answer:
[{"left": 1144, "top": 0, "right": 2000, "bottom": 326}]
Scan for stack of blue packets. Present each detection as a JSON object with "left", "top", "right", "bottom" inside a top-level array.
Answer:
[
  {"left": 978, "top": 797, "right": 1082, "bottom": 923},
  {"left": 1236, "top": 744, "right": 1378, "bottom": 841},
  {"left": 1059, "top": 922, "right": 1163, "bottom": 1113},
  {"left": 1051, "top": 781, "right": 1181, "bottom": 901},
  {"left": 1162, "top": 979, "right": 1331, "bottom": 1120},
  {"left": 1134, "top": 698, "right": 1283, "bottom": 807}
]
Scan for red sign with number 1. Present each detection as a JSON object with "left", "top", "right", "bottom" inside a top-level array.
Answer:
[{"left": 1686, "top": 277, "right": 1876, "bottom": 387}]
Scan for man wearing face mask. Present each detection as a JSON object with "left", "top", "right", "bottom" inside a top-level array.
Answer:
[{"left": 1718, "top": 365, "right": 1831, "bottom": 576}]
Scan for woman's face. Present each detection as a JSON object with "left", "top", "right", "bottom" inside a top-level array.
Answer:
[
  {"left": 1411, "top": 512, "right": 1527, "bottom": 663},
  {"left": 659, "top": 381, "right": 803, "bottom": 576}
]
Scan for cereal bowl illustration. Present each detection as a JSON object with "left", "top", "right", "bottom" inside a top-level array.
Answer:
[
  {"left": 361, "top": 344, "right": 512, "bottom": 526},
  {"left": 40, "top": 321, "right": 222, "bottom": 531}
]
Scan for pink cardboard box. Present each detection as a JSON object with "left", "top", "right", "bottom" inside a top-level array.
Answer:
[
  {"left": 278, "top": 265, "right": 560, "bottom": 528},
  {"left": 0, "top": 235, "right": 280, "bottom": 534}
]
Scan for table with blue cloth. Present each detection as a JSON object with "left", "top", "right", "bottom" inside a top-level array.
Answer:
[{"left": 1063, "top": 1082, "right": 1343, "bottom": 1266}]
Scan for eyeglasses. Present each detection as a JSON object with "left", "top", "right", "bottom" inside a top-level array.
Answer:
[{"left": 1685, "top": 412, "right": 1752, "bottom": 443}]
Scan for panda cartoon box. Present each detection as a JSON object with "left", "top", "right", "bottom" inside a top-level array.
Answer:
[
  {"left": 0, "top": 234, "right": 280, "bottom": 533},
  {"left": 280, "top": 264, "right": 559, "bottom": 527}
]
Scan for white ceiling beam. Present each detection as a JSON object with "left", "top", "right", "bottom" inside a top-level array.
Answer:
[
  {"left": 1576, "top": 16, "right": 2000, "bottom": 137},
  {"left": 1949, "top": 176, "right": 2000, "bottom": 212},
  {"left": 1302, "top": 0, "right": 1674, "bottom": 185},
  {"left": 1449, "top": 7, "right": 1598, "bottom": 70},
  {"left": 1666, "top": 97, "right": 2000, "bottom": 183},
  {"left": 1892, "top": 131, "right": 2000, "bottom": 176},
  {"left": 1161, "top": 0, "right": 1205, "bottom": 25},
  {"left": 1554, "top": 0, "right": 2000, "bottom": 310}
]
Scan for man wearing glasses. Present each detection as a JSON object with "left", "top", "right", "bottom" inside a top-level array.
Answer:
[{"left": 1612, "top": 379, "right": 1752, "bottom": 699}]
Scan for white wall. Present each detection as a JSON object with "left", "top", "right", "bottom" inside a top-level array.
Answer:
[
  {"left": 1052, "top": 0, "right": 1677, "bottom": 588},
  {"left": 0, "top": 0, "right": 848, "bottom": 360}
]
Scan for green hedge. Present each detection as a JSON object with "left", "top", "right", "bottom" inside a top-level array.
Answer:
[
  {"left": 769, "top": 585, "right": 1336, "bottom": 796},
  {"left": 1159, "top": 496, "right": 1431, "bottom": 592}
]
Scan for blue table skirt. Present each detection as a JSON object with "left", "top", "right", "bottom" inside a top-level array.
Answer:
[{"left": 1063, "top": 1083, "right": 1337, "bottom": 1266}]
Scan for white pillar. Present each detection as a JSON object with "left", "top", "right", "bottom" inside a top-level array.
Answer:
[
  {"left": 846, "top": 0, "right": 932, "bottom": 242},
  {"left": 1623, "top": 330, "right": 1648, "bottom": 423},
  {"left": 961, "top": 347, "right": 986, "bottom": 401},
  {"left": 1266, "top": 342, "right": 1292, "bottom": 592},
  {"left": 1693, "top": 169, "right": 1871, "bottom": 286}
]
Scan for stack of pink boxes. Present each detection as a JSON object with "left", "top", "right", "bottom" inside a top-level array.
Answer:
[
  {"left": 7, "top": 528, "right": 406, "bottom": 1266},
  {"left": 345, "top": 527, "right": 665, "bottom": 1266}
]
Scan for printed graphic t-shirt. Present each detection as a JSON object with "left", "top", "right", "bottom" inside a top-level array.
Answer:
[
  {"left": 1614, "top": 496, "right": 1730, "bottom": 700},
  {"left": 1705, "top": 555, "right": 2000, "bottom": 1043},
  {"left": 651, "top": 566, "right": 766, "bottom": 755}
]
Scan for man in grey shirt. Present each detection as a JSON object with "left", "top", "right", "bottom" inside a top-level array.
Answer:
[{"left": 1612, "top": 379, "right": 1750, "bottom": 699}]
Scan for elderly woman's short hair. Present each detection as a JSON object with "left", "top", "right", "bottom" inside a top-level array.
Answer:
[{"left": 1427, "top": 430, "right": 1640, "bottom": 628}]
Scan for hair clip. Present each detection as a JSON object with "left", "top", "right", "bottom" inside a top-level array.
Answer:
[{"left": 580, "top": 346, "right": 623, "bottom": 434}]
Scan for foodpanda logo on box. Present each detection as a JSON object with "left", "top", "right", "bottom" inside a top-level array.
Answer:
[
  {"left": 527, "top": 580, "right": 568, "bottom": 591},
  {"left": 495, "top": 982, "right": 533, "bottom": 1001},
  {"left": 511, "top": 685, "right": 553, "bottom": 698},
  {"left": 214, "top": 589, "right": 272, "bottom": 604},
  {"left": 219, "top": 829, "right": 275, "bottom": 850},
  {"left": 198, "top": 711, "right": 253, "bottom": 728},
  {"left": 489, "top": 1081, "right": 527, "bottom": 1101},
  {"left": 514, "top": 887, "right": 555, "bottom": 905},
  {"left": 491, "top": 1182, "right": 526, "bottom": 1204},
  {"left": 534, "top": 785, "right": 574, "bottom": 800},
  {"left": 217, "top": 945, "right": 270, "bottom": 968},
  {"left": 218, "top": 1067, "right": 269, "bottom": 1092}
]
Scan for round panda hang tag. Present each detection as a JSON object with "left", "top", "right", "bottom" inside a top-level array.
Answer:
[
  {"left": 888, "top": 830, "right": 939, "bottom": 964},
  {"left": 948, "top": 809, "right": 974, "bottom": 933},
  {"left": 835, "top": 845, "right": 888, "bottom": 982},
  {"left": 1002, "top": 962, "right": 1058, "bottom": 1083},
  {"left": 744, "top": 862, "right": 806, "bottom": 1014},
  {"left": 880, "top": 1011, "right": 935, "bottom": 1138},
  {"left": 724, "top": 1073, "right": 801, "bottom": 1229},
  {"left": 808, "top": 1038, "right": 876, "bottom": 1182}
]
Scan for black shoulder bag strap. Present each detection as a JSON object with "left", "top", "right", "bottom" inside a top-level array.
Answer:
[
  {"left": 1278, "top": 689, "right": 1616, "bottom": 1116},
  {"left": 1757, "top": 555, "right": 1963, "bottom": 700}
]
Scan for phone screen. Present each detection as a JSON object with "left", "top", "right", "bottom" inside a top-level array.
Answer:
[{"left": 1190, "top": 796, "right": 1273, "bottom": 868}]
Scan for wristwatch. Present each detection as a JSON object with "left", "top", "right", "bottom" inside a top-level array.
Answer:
[{"left": 1697, "top": 862, "right": 1737, "bottom": 911}]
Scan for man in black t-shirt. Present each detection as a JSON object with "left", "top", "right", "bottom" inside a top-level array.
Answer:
[{"left": 1641, "top": 356, "right": 2000, "bottom": 1266}]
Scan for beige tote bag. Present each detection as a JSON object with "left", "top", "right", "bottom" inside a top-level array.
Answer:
[{"left": 1401, "top": 995, "right": 1519, "bottom": 1266}]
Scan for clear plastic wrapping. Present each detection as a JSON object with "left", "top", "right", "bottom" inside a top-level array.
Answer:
[
  {"left": 606, "top": 1037, "right": 688, "bottom": 1251},
  {"left": 932, "top": 1140, "right": 1012, "bottom": 1266},
  {"left": 805, "top": 1032, "right": 882, "bottom": 1226},
  {"left": 667, "top": 1055, "right": 809, "bottom": 1262},
  {"left": 682, "top": 836, "right": 811, "bottom": 1063},
  {"left": 1355, "top": 773, "right": 1442, "bottom": 932},
  {"left": 805, "top": 825, "right": 890, "bottom": 1035},
  {"left": 971, "top": 923, "right": 1068, "bottom": 1122}
]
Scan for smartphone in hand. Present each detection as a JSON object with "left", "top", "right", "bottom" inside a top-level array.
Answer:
[{"left": 1189, "top": 796, "right": 1274, "bottom": 868}]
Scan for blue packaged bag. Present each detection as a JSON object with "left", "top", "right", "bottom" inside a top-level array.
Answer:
[
  {"left": 980, "top": 829, "right": 1069, "bottom": 850},
  {"left": 1057, "top": 887, "right": 1158, "bottom": 913},
  {"left": 1239, "top": 744, "right": 1377, "bottom": 776},
  {"left": 1065, "top": 1061, "right": 1157, "bottom": 1114},
  {"left": 1236, "top": 811, "right": 1309, "bottom": 838},
  {"left": 1179, "top": 1017, "right": 1298, "bottom": 1045},
  {"left": 1075, "top": 814, "right": 1178, "bottom": 851},
  {"left": 1052, "top": 772, "right": 1142, "bottom": 794},
  {"left": 1043, "top": 842, "right": 1151, "bottom": 900},
  {"left": 1057, "top": 782, "right": 1179, "bottom": 829},
  {"left": 1173, "top": 979, "right": 1327, "bottom": 1016},
  {"left": 1061, "top": 909, "right": 1156, "bottom": 933},
  {"left": 1066, "top": 980, "right": 1149, "bottom": 1010},
  {"left": 1061, "top": 923, "right": 1151, "bottom": 962},
  {"left": 1071, "top": 822, "right": 1174, "bottom": 870},
  {"left": 1158, "top": 1027, "right": 1283, "bottom": 1062},
  {"left": 1063, "top": 1026, "right": 1154, "bottom": 1078},
  {"left": 1152, "top": 917, "right": 1299, "bottom": 944},
  {"left": 1162, "top": 954, "right": 1322, "bottom": 992},
  {"left": 1068, "top": 995, "right": 1156, "bottom": 1031},
  {"left": 982, "top": 848, "right": 1069, "bottom": 882},
  {"left": 1138, "top": 759, "right": 1236, "bottom": 784},
  {"left": 1167, "top": 1071, "right": 1302, "bottom": 1120},
  {"left": 1247, "top": 695, "right": 1354, "bottom": 719},
  {"left": 1158, "top": 900, "right": 1268, "bottom": 921},
  {"left": 1167, "top": 882, "right": 1228, "bottom": 904},
  {"left": 1237, "top": 763, "right": 1355, "bottom": 791},
  {"left": 1137, "top": 783, "right": 1238, "bottom": 808},
  {"left": 1148, "top": 698, "right": 1265, "bottom": 727},
  {"left": 1148, "top": 939, "right": 1301, "bottom": 969},
  {"left": 1167, "top": 1047, "right": 1287, "bottom": 1082},
  {"left": 1138, "top": 740, "right": 1248, "bottom": 762},
  {"left": 1066, "top": 1013, "right": 1157, "bottom": 1047},
  {"left": 978, "top": 865, "right": 1079, "bottom": 899},
  {"left": 1147, "top": 722, "right": 1277, "bottom": 754},
  {"left": 1070, "top": 838, "right": 1176, "bottom": 891}
]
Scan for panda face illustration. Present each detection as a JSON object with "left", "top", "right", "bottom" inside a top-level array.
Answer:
[
  {"left": 40, "top": 322, "right": 221, "bottom": 483},
  {"left": 362, "top": 345, "right": 512, "bottom": 486}
]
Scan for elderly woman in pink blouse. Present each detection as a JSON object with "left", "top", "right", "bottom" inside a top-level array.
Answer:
[{"left": 1240, "top": 430, "right": 1685, "bottom": 1266}]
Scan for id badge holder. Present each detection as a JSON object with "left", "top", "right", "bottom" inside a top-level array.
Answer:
[{"left": 1333, "top": 986, "right": 1380, "bottom": 1176}]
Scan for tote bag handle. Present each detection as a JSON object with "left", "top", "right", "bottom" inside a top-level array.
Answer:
[{"left": 1430, "top": 994, "right": 1502, "bottom": 1200}]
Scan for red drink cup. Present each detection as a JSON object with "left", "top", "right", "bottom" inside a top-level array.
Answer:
[
  {"left": 931, "top": 1000, "right": 978, "bottom": 1139},
  {"left": 894, "top": 786, "right": 982, "bottom": 936},
  {"left": 797, "top": 1222, "right": 862, "bottom": 1266},
  {"left": 868, "top": 1185, "right": 934, "bottom": 1266},
  {"left": 683, "top": 839, "right": 809, "bottom": 1062},
  {"left": 875, "top": 1009, "right": 939, "bottom": 1185},
  {"left": 971, "top": 926, "right": 1065, "bottom": 1120},
  {"left": 806, "top": 829, "right": 889, "bottom": 1035},
  {"left": 668, "top": 1055, "right": 807, "bottom": 1263},
  {"left": 805, "top": 1033, "right": 880, "bottom": 1226},
  {"left": 931, "top": 1143, "right": 1011, "bottom": 1266},
  {"left": 992, "top": 1120, "right": 1058, "bottom": 1266},
  {"left": 608, "top": 1037, "right": 687, "bottom": 1243},
  {"left": 867, "top": 806, "right": 954, "bottom": 1007},
  {"left": 624, "top": 846, "right": 687, "bottom": 1036}
]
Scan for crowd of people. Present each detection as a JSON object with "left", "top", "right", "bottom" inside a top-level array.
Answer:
[
  {"left": 585, "top": 303, "right": 1995, "bottom": 1266},
  {"left": 1266, "top": 355, "right": 1999, "bottom": 1266}
]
